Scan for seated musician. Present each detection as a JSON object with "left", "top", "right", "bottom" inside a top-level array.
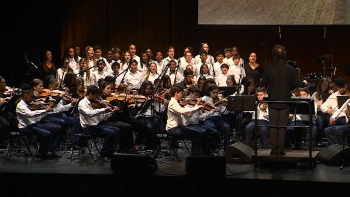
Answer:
[
  {"left": 16, "top": 84, "right": 62, "bottom": 159},
  {"left": 41, "top": 76, "right": 78, "bottom": 148},
  {"left": 201, "top": 84, "right": 231, "bottom": 151},
  {"left": 99, "top": 79, "right": 133, "bottom": 153},
  {"left": 245, "top": 87, "right": 269, "bottom": 149},
  {"left": 311, "top": 77, "right": 333, "bottom": 146},
  {"left": 286, "top": 88, "right": 317, "bottom": 150},
  {"left": 78, "top": 85, "right": 121, "bottom": 160},
  {"left": 320, "top": 77, "right": 347, "bottom": 126},
  {"left": 166, "top": 85, "right": 205, "bottom": 156},
  {"left": 324, "top": 84, "right": 350, "bottom": 145},
  {"left": 182, "top": 85, "right": 220, "bottom": 155},
  {"left": 135, "top": 81, "right": 168, "bottom": 150}
]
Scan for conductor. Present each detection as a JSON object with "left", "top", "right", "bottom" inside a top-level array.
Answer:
[{"left": 260, "top": 45, "right": 307, "bottom": 156}]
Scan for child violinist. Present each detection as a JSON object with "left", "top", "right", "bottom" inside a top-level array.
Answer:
[
  {"left": 201, "top": 84, "right": 231, "bottom": 151},
  {"left": 166, "top": 85, "right": 205, "bottom": 156},
  {"left": 182, "top": 85, "right": 220, "bottom": 155},
  {"left": 16, "top": 83, "right": 61, "bottom": 159},
  {"left": 135, "top": 81, "right": 168, "bottom": 150}
]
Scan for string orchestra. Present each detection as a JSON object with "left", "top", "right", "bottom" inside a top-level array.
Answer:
[{"left": 1, "top": 43, "right": 348, "bottom": 161}]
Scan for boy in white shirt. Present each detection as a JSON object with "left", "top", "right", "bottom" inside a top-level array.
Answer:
[
  {"left": 91, "top": 59, "right": 109, "bottom": 86},
  {"left": 223, "top": 48, "right": 234, "bottom": 67},
  {"left": 215, "top": 64, "right": 230, "bottom": 87},
  {"left": 213, "top": 51, "right": 225, "bottom": 76},
  {"left": 166, "top": 85, "right": 205, "bottom": 156},
  {"left": 229, "top": 55, "right": 246, "bottom": 84},
  {"left": 245, "top": 87, "right": 269, "bottom": 149}
]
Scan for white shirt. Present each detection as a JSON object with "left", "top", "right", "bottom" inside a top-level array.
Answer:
[
  {"left": 166, "top": 70, "right": 183, "bottom": 85},
  {"left": 56, "top": 68, "right": 71, "bottom": 85},
  {"left": 252, "top": 104, "right": 269, "bottom": 121},
  {"left": 154, "top": 60, "right": 164, "bottom": 75},
  {"left": 179, "top": 57, "right": 198, "bottom": 74},
  {"left": 223, "top": 57, "right": 234, "bottom": 67},
  {"left": 16, "top": 100, "right": 47, "bottom": 129},
  {"left": 132, "top": 55, "right": 141, "bottom": 69},
  {"left": 194, "top": 63, "right": 214, "bottom": 77},
  {"left": 144, "top": 73, "right": 159, "bottom": 84},
  {"left": 201, "top": 96, "right": 226, "bottom": 118},
  {"left": 78, "top": 72, "right": 93, "bottom": 89},
  {"left": 123, "top": 70, "right": 143, "bottom": 89},
  {"left": 50, "top": 99, "right": 73, "bottom": 114},
  {"left": 229, "top": 64, "right": 246, "bottom": 84},
  {"left": 68, "top": 58, "right": 79, "bottom": 73},
  {"left": 183, "top": 102, "right": 206, "bottom": 126},
  {"left": 78, "top": 97, "right": 112, "bottom": 128},
  {"left": 136, "top": 100, "right": 166, "bottom": 117},
  {"left": 215, "top": 73, "right": 229, "bottom": 87},
  {"left": 331, "top": 98, "right": 349, "bottom": 122},
  {"left": 140, "top": 62, "right": 149, "bottom": 76},
  {"left": 320, "top": 91, "right": 345, "bottom": 118},
  {"left": 91, "top": 70, "right": 108, "bottom": 86},
  {"left": 105, "top": 60, "right": 115, "bottom": 75},
  {"left": 161, "top": 57, "right": 177, "bottom": 70},
  {"left": 213, "top": 61, "right": 224, "bottom": 76},
  {"left": 195, "top": 55, "right": 215, "bottom": 66},
  {"left": 166, "top": 97, "right": 199, "bottom": 131},
  {"left": 119, "top": 62, "right": 130, "bottom": 73}
]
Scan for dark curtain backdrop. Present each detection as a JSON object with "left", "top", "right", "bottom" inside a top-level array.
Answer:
[{"left": 60, "top": 0, "right": 350, "bottom": 80}]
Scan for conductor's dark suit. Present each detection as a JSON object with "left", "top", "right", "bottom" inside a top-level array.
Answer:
[{"left": 261, "top": 61, "right": 306, "bottom": 154}]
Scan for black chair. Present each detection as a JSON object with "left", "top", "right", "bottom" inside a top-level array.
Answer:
[
  {"left": 69, "top": 114, "right": 101, "bottom": 161},
  {"left": 7, "top": 127, "right": 36, "bottom": 160}
]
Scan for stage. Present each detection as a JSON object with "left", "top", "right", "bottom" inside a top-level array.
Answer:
[{"left": 1, "top": 143, "right": 349, "bottom": 197}]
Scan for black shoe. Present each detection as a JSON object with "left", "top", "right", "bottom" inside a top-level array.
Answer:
[
  {"left": 270, "top": 151, "right": 276, "bottom": 155},
  {"left": 34, "top": 154, "right": 47, "bottom": 159},
  {"left": 276, "top": 151, "right": 286, "bottom": 156}
]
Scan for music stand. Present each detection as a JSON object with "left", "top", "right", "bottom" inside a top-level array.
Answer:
[
  {"left": 227, "top": 95, "right": 256, "bottom": 141},
  {"left": 227, "top": 95, "right": 256, "bottom": 111},
  {"left": 337, "top": 96, "right": 349, "bottom": 108},
  {"left": 218, "top": 86, "right": 237, "bottom": 98},
  {"left": 290, "top": 97, "right": 315, "bottom": 115},
  {"left": 322, "top": 93, "right": 332, "bottom": 102}
]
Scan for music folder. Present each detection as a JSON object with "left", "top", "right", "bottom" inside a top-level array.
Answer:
[
  {"left": 218, "top": 86, "right": 237, "bottom": 98},
  {"left": 337, "top": 96, "right": 350, "bottom": 108},
  {"left": 227, "top": 95, "right": 256, "bottom": 111},
  {"left": 321, "top": 93, "right": 332, "bottom": 102}
]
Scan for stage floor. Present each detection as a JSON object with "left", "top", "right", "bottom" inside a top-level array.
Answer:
[{"left": 1, "top": 142, "right": 350, "bottom": 197}]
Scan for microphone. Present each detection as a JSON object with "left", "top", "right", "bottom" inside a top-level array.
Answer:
[
  {"left": 279, "top": 26, "right": 281, "bottom": 39},
  {"left": 324, "top": 27, "right": 326, "bottom": 39},
  {"left": 28, "top": 61, "right": 38, "bottom": 69},
  {"left": 24, "top": 53, "right": 29, "bottom": 64}
]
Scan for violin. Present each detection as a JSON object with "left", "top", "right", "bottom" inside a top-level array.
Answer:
[
  {"left": 213, "top": 97, "right": 228, "bottom": 107},
  {"left": 128, "top": 95, "right": 146, "bottom": 103},
  {"left": 28, "top": 100, "right": 52, "bottom": 111},
  {"left": 39, "top": 89, "right": 51, "bottom": 97},
  {"left": 179, "top": 98, "right": 198, "bottom": 107},
  {"left": 91, "top": 98, "right": 112, "bottom": 109}
]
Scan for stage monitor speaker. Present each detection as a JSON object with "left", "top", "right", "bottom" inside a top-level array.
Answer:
[
  {"left": 185, "top": 156, "right": 226, "bottom": 178},
  {"left": 225, "top": 142, "right": 253, "bottom": 164},
  {"left": 111, "top": 153, "right": 158, "bottom": 174},
  {"left": 319, "top": 144, "right": 350, "bottom": 165}
]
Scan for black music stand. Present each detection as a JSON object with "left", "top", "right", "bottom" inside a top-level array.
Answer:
[
  {"left": 322, "top": 93, "right": 332, "bottom": 103},
  {"left": 337, "top": 96, "right": 349, "bottom": 107},
  {"left": 218, "top": 86, "right": 237, "bottom": 98},
  {"left": 290, "top": 97, "right": 315, "bottom": 115},
  {"left": 227, "top": 95, "right": 256, "bottom": 141}
]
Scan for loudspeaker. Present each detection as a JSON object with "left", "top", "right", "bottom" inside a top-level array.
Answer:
[
  {"left": 111, "top": 154, "right": 158, "bottom": 173},
  {"left": 185, "top": 156, "right": 226, "bottom": 178},
  {"left": 225, "top": 142, "right": 253, "bottom": 164},
  {"left": 319, "top": 144, "right": 350, "bottom": 165}
]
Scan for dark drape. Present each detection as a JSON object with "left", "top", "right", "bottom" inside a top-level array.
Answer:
[{"left": 61, "top": 0, "right": 350, "bottom": 79}]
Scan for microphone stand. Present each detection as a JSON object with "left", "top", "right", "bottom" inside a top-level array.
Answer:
[
  {"left": 20, "top": 60, "right": 38, "bottom": 87},
  {"left": 120, "top": 65, "right": 130, "bottom": 85}
]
